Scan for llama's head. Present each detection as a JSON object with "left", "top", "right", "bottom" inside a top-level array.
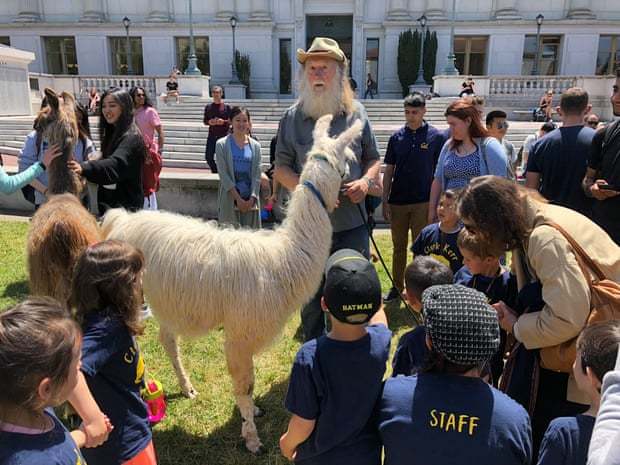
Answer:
[
  {"left": 300, "top": 114, "right": 363, "bottom": 212},
  {"left": 35, "top": 88, "right": 82, "bottom": 196}
]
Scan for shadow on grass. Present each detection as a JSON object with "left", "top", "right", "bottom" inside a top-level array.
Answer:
[
  {"left": 384, "top": 300, "right": 419, "bottom": 333},
  {"left": 154, "top": 380, "right": 291, "bottom": 465},
  {"left": 2, "top": 280, "right": 29, "bottom": 300}
]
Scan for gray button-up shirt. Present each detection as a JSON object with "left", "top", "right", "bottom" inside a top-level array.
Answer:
[{"left": 275, "top": 100, "right": 380, "bottom": 232}]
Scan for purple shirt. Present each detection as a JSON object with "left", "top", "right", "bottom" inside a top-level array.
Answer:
[{"left": 203, "top": 103, "right": 232, "bottom": 140}]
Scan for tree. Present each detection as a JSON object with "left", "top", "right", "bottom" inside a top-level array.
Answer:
[
  {"left": 234, "top": 50, "right": 251, "bottom": 97},
  {"left": 423, "top": 30, "right": 438, "bottom": 85},
  {"left": 397, "top": 29, "right": 420, "bottom": 97}
]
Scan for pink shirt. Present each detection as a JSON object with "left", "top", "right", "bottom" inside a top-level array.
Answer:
[{"left": 134, "top": 106, "right": 161, "bottom": 150}]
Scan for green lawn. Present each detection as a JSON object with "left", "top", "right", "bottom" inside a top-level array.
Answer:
[{"left": 0, "top": 221, "right": 418, "bottom": 465}]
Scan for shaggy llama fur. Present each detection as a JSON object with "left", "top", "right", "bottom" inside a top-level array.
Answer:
[
  {"left": 101, "top": 115, "right": 363, "bottom": 453},
  {"left": 26, "top": 88, "right": 101, "bottom": 304}
]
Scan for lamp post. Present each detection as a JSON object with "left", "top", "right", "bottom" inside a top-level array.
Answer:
[
  {"left": 533, "top": 14, "right": 544, "bottom": 76},
  {"left": 229, "top": 15, "right": 241, "bottom": 84},
  {"left": 122, "top": 16, "right": 133, "bottom": 75},
  {"left": 184, "top": 0, "right": 201, "bottom": 75},
  {"left": 415, "top": 14, "right": 428, "bottom": 85},
  {"left": 443, "top": 0, "right": 458, "bottom": 75}
]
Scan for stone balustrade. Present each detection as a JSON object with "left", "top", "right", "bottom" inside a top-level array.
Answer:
[{"left": 489, "top": 76, "right": 577, "bottom": 96}]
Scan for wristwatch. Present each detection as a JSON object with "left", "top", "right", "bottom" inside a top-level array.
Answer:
[{"left": 362, "top": 176, "right": 373, "bottom": 188}]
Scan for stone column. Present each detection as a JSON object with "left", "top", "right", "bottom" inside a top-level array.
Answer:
[
  {"left": 387, "top": 0, "right": 411, "bottom": 21},
  {"left": 567, "top": 0, "right": 595, "bottom": 19},
  {"left": 216, "top": 0, "right": 235, "bottom": 21},
  {"left": 493, "top": 0, "right": 521, "bottom": 20},
  {"left": 147, "top": 0, "right": 171, "bottom": 22},
  {"left": 249, "top": 0, "right": 271, "bottom": 21},
  {"left": 425, "top": 0, "right": 446, "bottom": 20},
  {"left": 80, "top": 0, "right": 106, "bottom": 22},
  {"left": 14, "top": 0, "right": 41, "bottom": 22}
]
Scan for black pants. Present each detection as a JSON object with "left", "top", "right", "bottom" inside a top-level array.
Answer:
[
  {"left": 300, "top": 224, "right": 370, "bottom": 341},
  {"left": 205, "top": 136, "right": 218, "bottom": 173}
]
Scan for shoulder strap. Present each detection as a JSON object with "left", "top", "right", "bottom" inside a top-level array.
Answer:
[{"left": 542, "top": 221, "right": 606, "bottom": 282}]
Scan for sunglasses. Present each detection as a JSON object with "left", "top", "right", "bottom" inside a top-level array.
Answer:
[
  {"left": 496, "top": 122, "right": 509, "bottom": 129},
  {"left": 587, "top": 120, "right": 599, "bottom": 127}
]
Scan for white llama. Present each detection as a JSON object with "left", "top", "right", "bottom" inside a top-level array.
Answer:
[{"left": 101, "top": 115, "right": 363, "bottom": 453}]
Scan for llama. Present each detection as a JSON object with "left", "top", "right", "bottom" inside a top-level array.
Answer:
[
  {"left": 101, "top": 115, "right": 363, "bottom": 453},
  {"left": 26, "top": 88, "right": 102, "bottom": 303}
]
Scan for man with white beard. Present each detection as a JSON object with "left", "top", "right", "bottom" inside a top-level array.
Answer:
[{"left": 274, "top": 37, "right": 381, "bottom": 341}]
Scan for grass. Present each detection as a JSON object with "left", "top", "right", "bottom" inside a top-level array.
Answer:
[{"left": 0, "top": 221, "right": 418, "bottom": 465}]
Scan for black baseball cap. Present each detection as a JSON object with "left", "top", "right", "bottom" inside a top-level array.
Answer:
[{"left": 323, "top": 249, "right": 382, "bottom": 325}]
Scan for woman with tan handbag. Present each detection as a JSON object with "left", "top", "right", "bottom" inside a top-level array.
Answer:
[{"left": 457, "top": 175, "right": 620, "bottom": 456}]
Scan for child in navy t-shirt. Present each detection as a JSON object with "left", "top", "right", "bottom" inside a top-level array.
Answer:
[
  {"left": 280, "top": 249, "right": 391, "bottom": 464},
  {"left": 411, "top": 189, "right": 463, "bottom": 274},
  {"left": 455, "top": 228, "right": 518, "bottom": 385},
  {"left": 0, "top": 298, "right": 106, "bottom": 465},
  {"left": 71, "top": 240, "right": 157, "bottom": 465},
  {"left": 391, "top": 256, "right": 453, "bottom": 377},
  {"left": 537, "top": 320, "right": 620, "bottom": 465}
]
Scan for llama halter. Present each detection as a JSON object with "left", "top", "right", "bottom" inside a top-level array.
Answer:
[{"left": 303, "top": 181, "right": 327, "bottom": 210}]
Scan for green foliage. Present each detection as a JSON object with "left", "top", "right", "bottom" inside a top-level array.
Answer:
[
  {"left": 398, "top": 29, "right": 439, "bottom": 96},
  {"left": 234, "top": 50, "right": 251, "bottom": 97},
  {"left": 424, "top": 31, "right": 438, "bottom": 86}
]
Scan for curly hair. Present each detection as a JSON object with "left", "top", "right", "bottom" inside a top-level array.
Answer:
[
  {"left": 71, "top": 239, "right": 145, "bottom": 335},
  {"left": 457, "top": 176, "right": 530, "bottom": 251}
]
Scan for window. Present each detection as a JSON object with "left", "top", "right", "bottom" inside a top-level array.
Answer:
[
  {"left": 175, "top": 37, "right": 210, "bottom": 75},
  {"left": 0, "top": 37, "right": 10, "bottom": 47},
  {"left": 279, "top": 39, "right": 292, "bottom": 94},
  {"left": 109, "top": 37, "right": 144, "bottom": 75},
  {"left": 454, "top": 36, "right": 488, "bottom": 75},
  {"left": 596, "top": 36, "right": 620, "bottom": 75},
  {"left": 522, "top": 35, "right": 561, "bottom": 75},
  {"left": 44, "top": 37, "right": 78, "bottom": 75},
  {"left": 365, "top": 38, "right": 379, "bottom": 92}
]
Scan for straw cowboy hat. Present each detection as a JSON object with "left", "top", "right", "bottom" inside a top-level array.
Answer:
[{"left": 297, "top": 37, "right": 347, "bottom": 64}]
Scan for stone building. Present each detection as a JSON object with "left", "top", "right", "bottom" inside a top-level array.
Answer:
[{"left": 0, "top": 0, "right": 619, "bottom": 98}]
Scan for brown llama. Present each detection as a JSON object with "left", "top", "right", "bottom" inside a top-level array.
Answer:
[{"left": 26, "top": 88, "right": 102, "bottom": 304}]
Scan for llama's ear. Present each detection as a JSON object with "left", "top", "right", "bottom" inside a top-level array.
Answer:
[
  {"left": 312, "top": 114, "right": 333, "bottom": 142},
  {"left": 44, "top": 88, "right": 59, "bottom": 111},
  {"left": 334, "top": 119, "right": 363, "bottom": 155},
  {"left": 61, "top": 91, "right": 76, "bottom": 107}
]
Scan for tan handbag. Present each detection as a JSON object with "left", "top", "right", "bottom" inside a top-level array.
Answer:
[{"left": 539, "top": 221, "right": 620, "bottom": 373}]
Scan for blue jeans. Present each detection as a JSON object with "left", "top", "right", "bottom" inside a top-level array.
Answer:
[{"left": 300, "top": 224, "right": 370, "bottom": 341}]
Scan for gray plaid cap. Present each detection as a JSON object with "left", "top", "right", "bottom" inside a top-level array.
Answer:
[{"left": 422, "top": 284, "right": 500, "bottom": 365}]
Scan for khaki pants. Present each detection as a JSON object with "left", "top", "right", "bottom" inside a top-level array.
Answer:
[{"left": 389, "top": 202, "right": 429, "bottom": 290}]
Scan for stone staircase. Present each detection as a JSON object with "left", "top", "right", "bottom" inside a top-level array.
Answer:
[{"left": 0, "top": 97, "right": 542, "bottom": 170}]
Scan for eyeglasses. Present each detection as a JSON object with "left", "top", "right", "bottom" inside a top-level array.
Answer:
[{"left": 496, "top": 122, "right": 509, "bottom": 129}]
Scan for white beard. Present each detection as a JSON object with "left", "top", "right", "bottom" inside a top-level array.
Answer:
[{"left": 298, "top": 78, "right": 344, "bottom": 120}]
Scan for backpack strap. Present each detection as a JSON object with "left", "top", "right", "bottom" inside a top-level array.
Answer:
[{"left": 542, "top": 221, "right": 606, "bottom": 283}]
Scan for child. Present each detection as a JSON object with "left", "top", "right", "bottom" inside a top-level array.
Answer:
[
  {"left": 411, "top": 189, "right": 463, "bottom": 274},
  {"left": 280, "top": 249, "right": 391, "bottom": 464},
  {"left": 538, "top": 320, "right": 620, "bottom": 465},
  {"left": 455, "top": 228, "right": 518, "bottom": 385},
  {"left": 391, "top": 256, "right": 453, "bottom": 377},
  {"left": 537, "top": 320, "right": 620, "bottom": 465},
  {"left": 0, "top": 297, "right": 110, "bottom": 464},
  {"left": 70, "top": 240, "right": 157, "bottom": 465}
]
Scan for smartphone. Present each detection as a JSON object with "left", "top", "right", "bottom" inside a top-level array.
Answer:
[{"left": 598, "top": 184, "right": 620, "bottom": 191}]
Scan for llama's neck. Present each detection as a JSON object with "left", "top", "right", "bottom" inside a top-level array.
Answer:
[{"left": 274, "top": 182, "right": 334, "bottom": 305}]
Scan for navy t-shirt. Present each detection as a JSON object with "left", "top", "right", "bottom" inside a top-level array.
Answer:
[
  {"left": 284, "top": 324, "right": 392, "bottom": 465},
  {"left": 454, "top": 267, "right": 518, "bottom": 308},
  {"left": 526, "top": 126, "right": 595, "bottom": 214},
  {"left": 384, "top": 123, "right": 445, "bottom": 205},
  {"left": 391, "top": 326, "right": 428, "bottom": 377},
  {"left": 411, "top": 223, "right": 463, "bottom": 274},
  {"left": 537, "top": 415, "right": 595, "bottom": 465},
  {"left": 378, "top": 374, "right": 532, "bottom": 465},
  {"left": 0, "top": 409, "right": 87, "bottom": 465},
  {"left": 80, "top": 312, "right": 151, "bottom": 465}
]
